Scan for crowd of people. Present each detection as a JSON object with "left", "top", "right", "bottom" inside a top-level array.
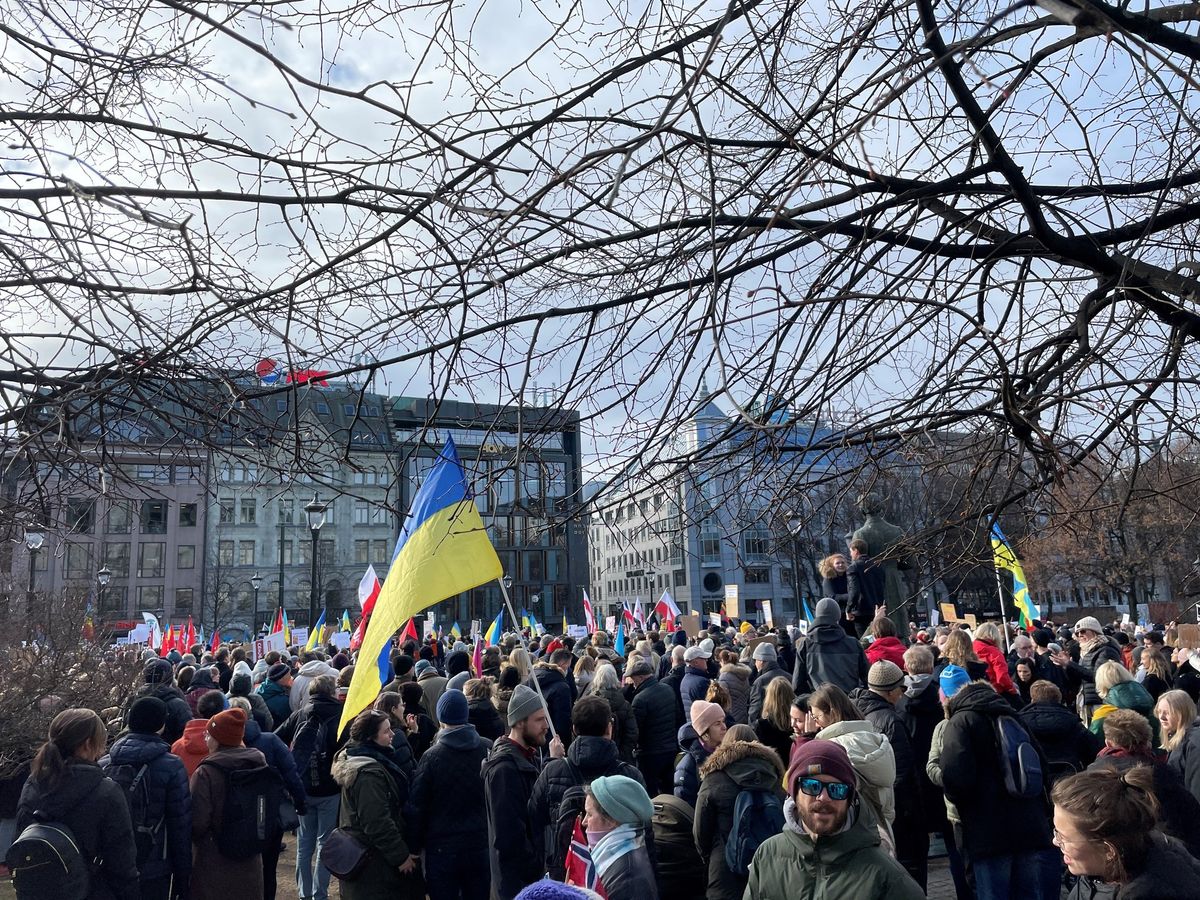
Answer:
[{"left": 7, "top": 590, "right": 1200, "bottom": 900}]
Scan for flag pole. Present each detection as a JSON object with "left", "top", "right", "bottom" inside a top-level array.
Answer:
[
  {"left": 988, "top": 520, "right": 1013, "bottom": 653},
  {"left": 497, "top": 576, "right": 558, "bottom": 742}
]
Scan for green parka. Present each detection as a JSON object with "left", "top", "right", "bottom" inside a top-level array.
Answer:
[{"left": 742, "top": 797, "right": 924, "bottom": 900}]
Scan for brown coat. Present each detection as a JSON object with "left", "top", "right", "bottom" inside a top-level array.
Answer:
[{"left": 188, "top": 746, "right": 267, "bottom": 900}]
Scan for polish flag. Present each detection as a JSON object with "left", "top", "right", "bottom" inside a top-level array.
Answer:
[
  {"left": 655, "top": 591, "right": 681, "bottom": 629},
  {"left": 351, "top": 565, "right": 382, "bottom": 651}
]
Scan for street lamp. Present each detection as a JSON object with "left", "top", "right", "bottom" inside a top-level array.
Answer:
[
  {"left": 24, "top": 526, "right": 44, "bottom": 611},
  {"left": 251, "top": 572, "right": 263, "bottom": 637},
  {"left": 97, "top": 566, "right": 112, "bottom": 615},
  {"left": 787, "top": 516, "right": 804, "bottom": 627},
  {"left": 304, "top": 494, "right": 327, "bottom": 629}
]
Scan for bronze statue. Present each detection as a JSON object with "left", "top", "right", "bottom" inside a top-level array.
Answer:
[{"left": 850, "top": 492, "right": 913, "bottom": 635}]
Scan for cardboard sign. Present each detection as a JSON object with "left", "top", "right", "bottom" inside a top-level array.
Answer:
[
  {"left": 761, "top": 600, "right": 774, "bottom": 628},
  {"left": 745, "top": 634, "right": 779, "bottom": 654},
  {"left": 964, "top": 614, "right": 978, "bottom": 630},
  {"left": 940, "top": 602, "right": 960, "bottom": 624},
  {"left": 679, "top": 613, "right": 702, "bottom": 638},
  {"left": 568, "top": 625, "right": 589, "bottom": 639},
  {"left": 724, "top": 584, "right": 740, "bottom": 620},
  {"left": 1176, "top": 624, "right": 1200, "bottom": 649}
]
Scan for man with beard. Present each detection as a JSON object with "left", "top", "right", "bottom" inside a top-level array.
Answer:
[
  {"left": 482, "top": 683, "right": 565, "bottom": 900},
  {"left": 743, "top": 740, "right": 923, "bottom": 898}
]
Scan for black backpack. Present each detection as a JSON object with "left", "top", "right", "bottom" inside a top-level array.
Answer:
[
  {"left": 5, "top": 813, "right": 91, "bottom": 900},
  {"left": 723, "top": 787, "right": 784, "bottom": 875},
  {"left": 650, "top": 794, "right": 705, "bottom": 899},
  {"left": 199, "top": 759, "right": 285, "bottom": 860},
  {"left": 995, "top": 715, "right": 1044, "bottom": 799},
  {"left": 102, "top": 762, "right": 164, "bottom": 865}
]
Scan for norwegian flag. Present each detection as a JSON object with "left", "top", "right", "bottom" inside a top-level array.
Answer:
[
  {"left": 563, "top": 816, "right": 605, "bottom": 895},
  {"left": 582, "top": 590, "right": 597, "bottom": 633}
]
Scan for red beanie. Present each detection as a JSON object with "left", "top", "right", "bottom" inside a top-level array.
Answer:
[
  {"left": 206, "top": 707, "right": 247, "bottom": 747},
  {"left": 786, "top": 739, "right": 857, "bottom": 797}
]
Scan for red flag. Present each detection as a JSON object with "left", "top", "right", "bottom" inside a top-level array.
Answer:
[
  {"left": 472, "top": 637, "right": 483, "bottom": 678},
  {"left": 401, "top": 618, "right": 419, "bottom": 643},
  {"left": 271, "top": 607, "right": 284, "bottom": 635},
  {"left": 183, "top": 617, "right": 196, "bottom": 651},
  {"left": 210, "top": 628, "right": 221, "bottom": 654},
  {"left": 351, "top": 570, "right": 382, "bottom": 651},
  {"left": 159, "top": 624, "right": 174, "bottom": 658}
]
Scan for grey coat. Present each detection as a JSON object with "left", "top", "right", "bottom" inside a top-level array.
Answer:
[{"left": 718, "top": 664, "right": 751, "bottom": 725}]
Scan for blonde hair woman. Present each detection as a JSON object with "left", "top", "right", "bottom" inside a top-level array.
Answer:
[
  {"left": 573, "top": 653, "right": 597, "bottom": 694},
  {"left": 753, "top": 677, "right": 795, "bottom": 768},
  {"left": 943, "top": 629, "right": 984, "bottom": 681},
  {"left": 818, "top": 553, "right": 850, "bottom": 610},
  {"left": 508, "top": 647, "right": 532, "bottom": 684},
  {"left": 1089, "top": 661, "right": 1158, "bottom": 745},
  {"left": 1156, "top": 689, "right": 1197, "bottom": 752}
]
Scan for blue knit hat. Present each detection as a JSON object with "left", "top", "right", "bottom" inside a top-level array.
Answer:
[
  {"left": 414, "top": 659, "right": 433, "bottom": 677},
  {"left": 436, "top": 689, "right": 469, "bottom": 726},
  {"left": 940, "top": 664, "right": 970, "bottom": 699},
  {"left": 590, "top": 774, "right": 653, "bottom": 826}
]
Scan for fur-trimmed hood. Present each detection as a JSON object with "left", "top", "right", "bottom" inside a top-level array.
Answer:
[
  {"left": 719, "top": 662, "right": 751, "bottom": 682},
  {"left": 699, "top": 737, "right": 785, "bottom": 786}
]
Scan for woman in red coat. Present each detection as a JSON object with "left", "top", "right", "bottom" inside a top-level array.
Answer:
[
  {"left": 865, "top": 616, "right": 907, "bottom": 670},
  {"left": 972, "top": 622, "right": 1018, "bottom": 697}
]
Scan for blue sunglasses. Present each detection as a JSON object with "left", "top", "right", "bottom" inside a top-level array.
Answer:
[{"left": 797, "top": 777, "right": 852, "bottom": 801}]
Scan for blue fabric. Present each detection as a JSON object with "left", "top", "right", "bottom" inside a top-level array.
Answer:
[
  {"left": 295, "top": 792, "right": 339, "bottom": 900},
  {"left": 390, "top": 438, "right": 469, "bottom": 562},
  {"left": 972, "top": 848, "right": 1061, "bottom": 900}
]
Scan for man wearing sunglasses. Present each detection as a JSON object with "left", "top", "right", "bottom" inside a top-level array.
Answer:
[{"left": 743, "top": 740, "right": 923, "bottom": 899}]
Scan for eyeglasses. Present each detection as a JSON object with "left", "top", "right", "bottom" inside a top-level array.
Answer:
[
  {"left": 1052, "top": 827, "right": 1097, "bottom": 849},
  {"left": 797, "top": 777, "right": 851, "bottom": 801}
]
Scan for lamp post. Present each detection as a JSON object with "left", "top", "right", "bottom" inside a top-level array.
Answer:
[
  {"left": 787, "top": 516, "right": 804, "bottom": 627},
  {"left": 251, "top": 572, "right": 263, "bottom": 637},
  {"left": 304, "top": 494, "right": 327, "bottom": 629},
  {"left": 24, "top": 526, "right": 44, "bottom": 613},
  {"left": 502, "top": 574, "right": 513, "bottom": 623},
  {"left": 97, "top": 565, "right": 112, "bottom": 615}
]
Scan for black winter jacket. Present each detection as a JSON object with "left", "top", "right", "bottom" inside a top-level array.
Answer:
[
  {"left": 940, "top": 682, "right": 1052, "bottom": 860},
  {"left": 632, "top": 677, "right": 681, "bottom": 756},
  {"left": 1067, "top": 833, "right": 1200, "bottom": 900},
  {"left": 792, "top": 623, "right": 869, "bottom": 694},
  {"left": 851, "top": 688, "right": 918, "bottom": 802},
  {"left": 846, "top": 556, "right": 885, "bottom": 619},
  {"left": 746, "top": 663, "right": 788, "bottom": 725},
  {"left": 1088, "top": 751, "right": 1200, "bottom": 858},
  {"left": 1065, "top": 637, "right": 1123, "bottom": 709},
  {"left": 1168, "top": 719, "right": 1200, "bottom": 806},
  {"left": 468, "top": 697, "right": 507, "bottom": 742},
  {"left": 661, "top": 664, "right": 687, "bottom": 724},
  {"left": 242, "top": 719, "right": 307, "bottom": 811},
  {"left": 482, "top": 737, "right": 543, "bottom": 900},
  {"left": 131, "top": 683, "right": 192, "bottom": 745},
  {"left": 673, "top": 723, "right": 711, "bottom": 807},
  {"left": 100, "top": 732, "right": 192, "bottom": 887},
  {"left": 593, "top": 683, "right": 638, "bottom": 763},
  {"left": 16, "top": 759, "right": 139, "bottom": 900},
  {"left": 406, "top": 724, "right": 490, "bottom": 852},
  {"left": 680, "top": 668, "right": 712, "bottom": 719},
  {"left": 529, "top": 735, "right": 644, "bottom": 878},
  {"left": 534, "top": 666, "right": 574, "bottom": 746},
  {"left": 1019, "top": 701, "right": 1101, "bottom": 781},
  {"left": 278, "top": 695, "right": 344, "bottom": 797}
]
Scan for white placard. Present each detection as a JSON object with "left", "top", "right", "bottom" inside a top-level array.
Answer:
[
  {"left": 796, "top": 620, "right": 809, "bottom": 636},
  {"left": 470, "top": 619, "right": 482, "bottom": 639},
  {"left": 423, "top": 620, "right": 434, "bottom": 639},
  {"left": 724, "top": 584, "right": 740, "bottom": 620},
  {"left": 129, "top": 624, "right": 150, "bottom": 643},
  {"left": 253, "top": 631, "right": 287, "bottom": 661},
  {"left": 330, "top": 632, "right": 351, "bottom": 650},
  {"left": 709, "top": 612, "right": 722, "bottom": 628},
  {"left": 567, "top": 625, "right": 589, "bottom": 639},
  {"left": 292, "top": 627, "right": 308, "bottom": 648},
  {"left": 761, "top": 600, "right": 774, "bottom": 628},
  {"left": 930, "top": 609, "right": 940, "bottom": 628},
  {"left": 605, "top": 615, "right": 617, "bottom": 633}
]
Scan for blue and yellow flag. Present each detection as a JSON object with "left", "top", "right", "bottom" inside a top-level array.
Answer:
[
  {"left": 520, "top": 607, "right": 532, "bottom": 629},
  {"left": 484, "top": 609, "right": 503, "bottom": 645},
  {"left": 341, "top": 610, "right": 352, "bottom": 633},
  {"left": 306, "top": 609, "right": 327, "bottom": 651},
  {"left": 340, "top": 439, "right": 503, "bottom": 734},
  {"left": 450, "top": 621, "right": 462, "bottom": 639},
  {"left": 991, "top": 522, "right": 1039, "bottom": 629}
]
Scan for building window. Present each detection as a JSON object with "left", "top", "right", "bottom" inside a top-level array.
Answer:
[
  {"left": 178, "top": 503, "right": 197, "bottom": 527},
  {"left": 522, "top": 550, "right": 544, "bottom": 582},
  {"left": 354, "top": 500, "right": 370, "bottom": 525},
  {"left": 65, "top": 542, "right": 92, "bottom": 578},
  {"left": 745, "top": 567, "right": 771, "bottom": 584},
  {"left": 67, "top": 498, "right": 95, "bottom": 534},
  {"left": 279, "top": 498, "right": 295, "bottom": 524},
  {"left": 106, "top": 501, "right": 132, "bottom": 534},
  {"left": 138, "top": 543, "right": 166, "bottom": 577},
  {"left": 218, "top": 540, "right": 235, "bottom": 567},
  {"left": 140, "top": 500, "right": 167, "bottom": 534},
  {"left": 178, "top": 545, "right": 196, "bottom": 569},
  {"left": 700, "top": 529, "right": 722, "bottom": 566},
  {"left": 520, "top": 462, "right": 541, "bottom": 502},
  {"left": 276, "top": 399, "right": 287, "bottom": 412},
  {"left": 136, "top": 464, "right": 171, "bottom": 483},
  {"left": 493, "top": 465, "right": 515, "bottom": 508},
  {"left": 315, "top": 401, "right": 330, "bottom": 414},
  {"left": 239, "top": 498, "right": 257, "bottom": 525},
  {"left": 100, "top": 586, "right": 127, "bottom": 614},
  {"left": 545, "top": 461, "right": 567, "bottom": 498},
  {"left": 103, "top": 542, "right": 130, "bottom": 577},
  {"left": 355, "top": 539, "right": 370, "bottom": 565},
  {"left": 343, "top": 403, "right": 356, "bottom": 416},
  {"left": 218, "top": 498, "right": 234, "bottom": 525},
  {"left": 372, "top": 539, "right": 390, "bottom": 564},
  {"left": 319, "top": 539, "right": 336, "bottom": 566},
  {"left": 137, "top": 584, "right": 164, "bottom": 611},
  {"left": 175, "top": 466, "right": 202, "bottom": 484},
  {"left": 675, "top": 569, "right": 687, "bottom": 587},
  {"left": 174, "top": 588, "right": 194, "bottom": 613},
  {"left": 238, "top": 541, "right": 255, "bottom": 566}
]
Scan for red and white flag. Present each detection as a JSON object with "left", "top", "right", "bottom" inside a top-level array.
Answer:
[
  {"left": 582, "top": 589, "right": 597, "bottom": 633},
  {"left": 621, "top": 600, "right": 636, "bottom": 628},
  {"left": 633, "top": 598, "right": 646, "bottom": 630},
  {"left": 351, "top": 565, "right": 382, "bottom": 651},
  {"left": 654, "top": 590, "right": 681, "bottom": 629}
]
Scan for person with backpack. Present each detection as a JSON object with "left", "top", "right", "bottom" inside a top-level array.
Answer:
[
  {"left": 582, "top": 775, "right": 657, "bottom": 900},
  {"left": 405, "top": 690, "right": 492, "bottom": 900},
  {"left": 529, "top": 695, "right": 645, "bottom": 881},
  {"left": 9, "top": 709, "right": 139, "bottom": 900},
  {"left": 257, "top": 664, "right": 294, "bottom": 729},
  {"left": 940, "top": 678, "right": 1061, "bottom": 900},
  {"left": 791, "top": 598, "right": 870, "bottom": 694},
  {"left": 172, "top": 690, "right": 227, "bottom": 777},
  {"left": 188, "top": 707, "right": 273, "bottom": 900},
  {"left": 100, "top": 698, "right": 192, "bottom": 900},
  {"left": 330, "top": 709, "right": 423, "bottom": 900},
  {"left": 130, "top": 659, "right": 193, "bottom": 744},
  {"left": 692, "top": 725, "right": 784, "bottom": 900},
  {"left": 274, "top": 675, "right": 341, "bottom": 900}
]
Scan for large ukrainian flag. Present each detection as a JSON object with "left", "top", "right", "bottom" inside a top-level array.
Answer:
[
  {"left": 340, "top": 439, "right": 502, "bottom": 733},
  {"left": 990, "top": 521, "right": 1039, "bottom": 629}
]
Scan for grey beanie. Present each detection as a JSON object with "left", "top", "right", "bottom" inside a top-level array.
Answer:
[
  {"left": 506, "top": 683, "right": 543, "bottom": 726},
  {"left": 752, "top": 642, "right": 777, "bottom": 662}
]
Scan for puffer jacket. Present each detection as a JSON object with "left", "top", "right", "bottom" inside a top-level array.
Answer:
[
  {"left": 850, "top": 688, "right": 917, "bottom": 809},
  {"left": 815, "top": 719, "right": 896, "bottom": 830},
  {"left": 592, "top": 682, "right": 639, "bottom": 762},
  {"left": 130, "top": 681, "right": 193, "bottom": 744},
  {"left": 973, "top": 638, "right": 1017, "bottom": 696},
  {"left": 100, "top": 731, "right": 192, "bottom": 888},
  {"left": 865, "top": 636, "right": 906, "bottom": 670},
  {"left": 1020, "top": 701, "right": 1101, "bottom": 782},
  {"left": 673, "top": 722, "right": 711, "bottom": 806},
  {"left": 16, "top": 760, "right": 139, "bottom": 900},
  {"left": 406, "top": 724, "right": 490, "bottom": 852},
  {"left": 529, "top": 735, "right": 644, "bottom": 878},
  {"left": 792, "top": 602, "right": 870, "bottom": 694},
  {"left": 681, "top": 667, "right": 713, "bottom": 719},
  {"left": 1067, "top": 833, "right": 1200, "bottom": 899},
  {"left": 718, "top": 664, "right": 752, "bottom": 725},
  {"left": 694, "top": 740, "right": 785, "bottom": 900},
  {"left": 631, "top": 676, "right": 680, "bottom": 756},
  {"left": 1065, "top": 636, "right": 1123, "bottom": 709},
  {"left": 744, "top": 796, "right": 925, "bottom": 900},
  {"left": 257, "top": 678, "right": 292, "bottom": 728},
  {"left": 467, "top": 696, "right": 506, "bottom": 741},
  {"left": 1090, "top": 680, "right": 1160, "bottom": 746}
]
